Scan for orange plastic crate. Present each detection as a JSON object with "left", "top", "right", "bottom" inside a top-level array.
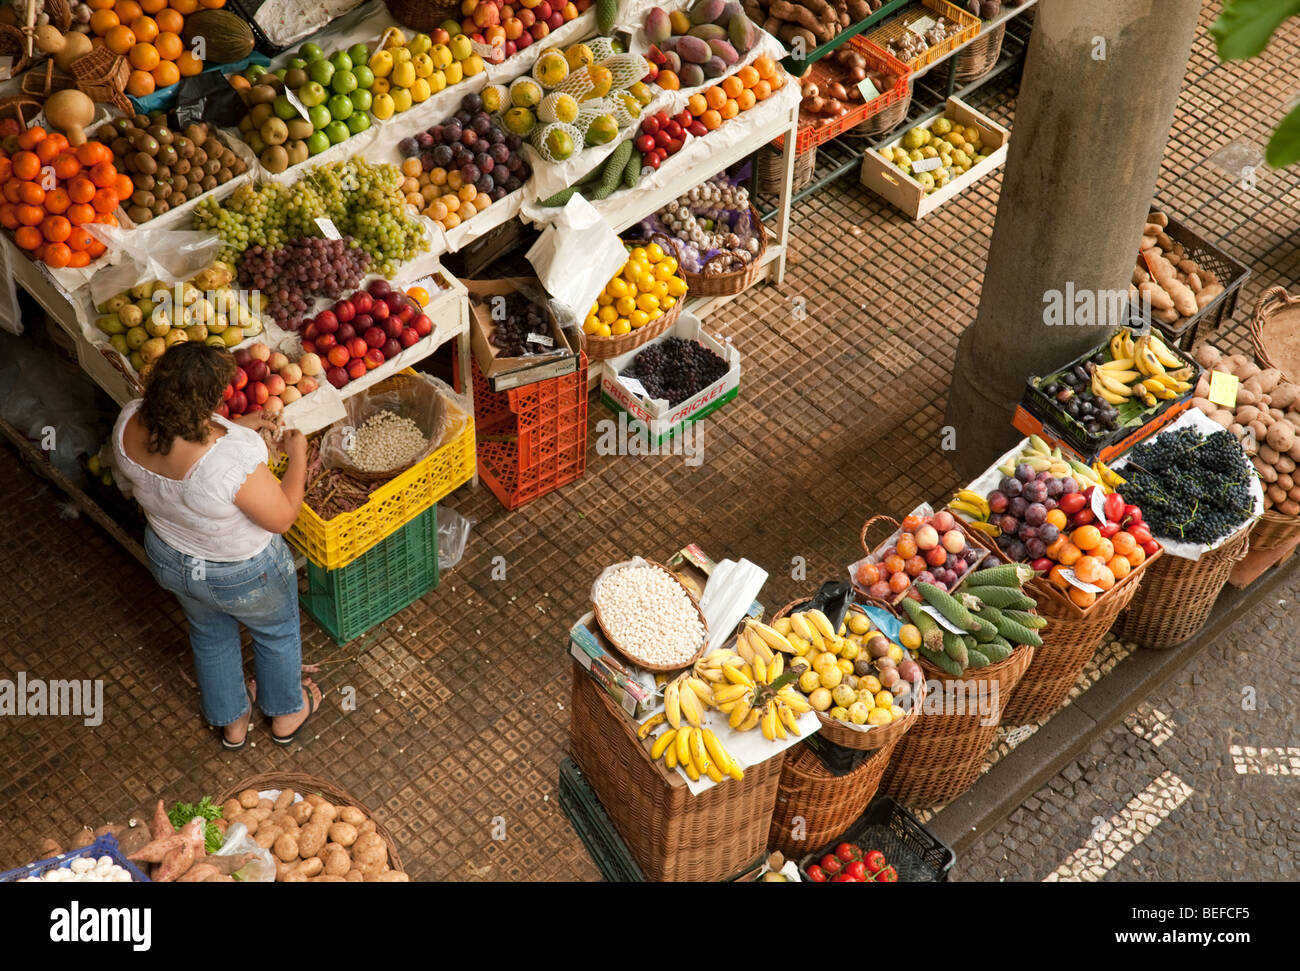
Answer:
[
  {"left": 865, "top": 0, "right": 980, "bottom": 74},
  {"left": 774, "top": 38, "right": 910, "bottom": 155}
]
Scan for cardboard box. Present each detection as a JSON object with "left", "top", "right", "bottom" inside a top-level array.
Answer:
[
  {"left": 466, "top": 277, "right": 579, "bottom": 391},
  {"left": 569, "top": 613, "right": 656, "bottom": 719},
  {"left": 599, "top": 313, "right": 740, "bottom": 448},
  {"left": 859, "top": 96, "right": 1010, "bottom": 220}
]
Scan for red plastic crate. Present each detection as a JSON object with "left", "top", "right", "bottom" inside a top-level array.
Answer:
[{"left": 473, "top": 353, "right": 588, "bottom": 509}]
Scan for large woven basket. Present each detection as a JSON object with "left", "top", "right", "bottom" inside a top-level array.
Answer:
[
  {"left": 670, "top": 209, "right": 768, "bottom": 299},
  {"left": 881, "top": 644, "right": 1034, "bottom": 809},
  {"left": 1249, "top": 509, "right": 1300, "bottom": 553},
  {"left": 1000, "top": 571, "right": 1143, "bottom": 726},
  {"left": 214, "top": 772, "right": 405, "bottom": 875},
  {"left": 772, "top": 597, "right": 923, "bottom": 751},
  {"left": 1112, "top": 525, "right": 1251, "bottom": 649},
  {"left": 848, "top": 81, "right": 912, "bottom": 138},
  {"left": 568, "top": 660, "right": 782, "bottom": 881},
  {"left": 767, "top": 739, "right": 896, "bottom": 858},
  {"left": 1250, "top": 285, "right": 1300, "bottom": 383},
  {"left": 0, "top": 93, "right": 43, "bottom": 128},
  {"left": 580, "top": 263, "right": 684, "bottom": 360},
  {"left": 954, "top": 22, "right": 1005, "bottom": 82},
  {"left": 757, "top": 143, "right": 816, "bottom": 195},
  {"left": 387, "top": 0, "right": 462, "bottom": 31}
]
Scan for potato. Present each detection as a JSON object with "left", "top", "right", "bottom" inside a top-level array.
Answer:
[
  {"left": 274, "top": 790, "right": 297, "bottom": 812},
  {"left": 297, "top": 856, "right": 324, "bottom": 878},
  {"left": 314, "top": 874, "right": 347, "bottom": 882},
  {"left": 1238, "top": 362, "right": 1261, "bottom": 381},
  {"left": 256, "top": 798, "right": 274, "bottom": 813},
  {"left": 1277, "top": 472, "right": 1294, "bottom": 492},
  {"left": 337, "top": 807, "right": 366, "bottom": 827},
  {"left": 328, "top": 822, "right": 358, "bottom": 848},
  {"left": 1251, "top": 457, "right": 1276, "bottom": 482},
  {"left": 1259, "top": 444, "right": 1280, "bottom": 464},
  {"left": 237, "top": 789, "right": 261, "bottom": 810},
  {"left": 249, "top": 807, "right": 272, "bottom": 823},
  {"left": 1281, "top": 500, "right": 1300, "bottom": 516},
  {"left": 1276, "top": 455, "right": 1294, "bottom": 474},
  {"left": 1267, "top": 420, "right": 1296, "bottom": 452},
  {"left": 310, "top": 802, "right": 337, "bottom": 826},
  {"left": 275, "top": 858, "right": 294, "bottom": 880},
  {"left": 1193, "top": 397, "right": 1216, "bottom": 415},
  {"left": 1256, "top": 368, "right": 1283, "bottom": 393},
  {"left": 1268, "top": 484, "right": 1288, "bottom": 506},
  {"left": 1224, "top": 353, "right": 1250, "bottom": 374},
  {"left": 274, "top": 833, "right": 299, "bottom": 863},
  {"left": 222, "top": 799, "right": 243, "bottom": 820},
  {"left": 357, "top": 819, "right": 376, "bottom": 837},
  {"left": 1249, "top": 420, "right": 1268, "bottom": 442},
  {"left": 1194, "top": 344, "right": 1222, "bottom": 369},
  {"left": 1228, "top": 423, "right": 1246, "bottom": 440},
  {"left": 1236, "top": 387, "right": 1258, "bottom": 407},
  {"left": 266, "top": 811, "right": 294, "bottom": 830},
  {"left": 40, "top": 838, "right": 64, "bottom": 858},
  {"left": 255, "top": 828, "right": 279, "bottom": 850},
  {"left": 324, "top": 845, "right": 351, "bottom": 876},
  {"left": 304, "top": 794, "right": 330, "bottom": 808},
  {"left": 1290, "top": 485, "right": 1300, "bottom": 502},
  {"left": 283, "top": 870, "right": 309, "bottom": 882},
  {"left": 1244, "top": 376, "right": 1266, "bottom": 396},
  {"left": 288, "top": 802, "right": 314, "bottom": 825},
  {"left": 1271, "top": 408, "right": 1286, "bottom": 424},
  {"left": 230, "top": 812, "right": 259, "bottom": 835},
  {"left": 374, "top": 871, "right": 409, "bottom": 882},
  {"left": 297, "top": 820, "right": 328, "bottom": 858},
  {"left": 344, "top": 869, "right": 365, "bottom": 882},
  {"left": 71, "top": 827, "right": 95, "bottom": 849},
  {"left": 1236, "top": 406, "right": 1261, "bottom": 425},
  {"left": 1270, "top": 384, "right": 1300, "bottom": 410}
]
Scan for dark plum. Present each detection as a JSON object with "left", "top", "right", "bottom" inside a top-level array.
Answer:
[
  {"left": 987, "top": 490, "right": 1008, "bottom": 514},
  {"left": 1003, "top": 539, "right": 1027, "bottom": 562},
  {"left": 1037, "top": 523, "right": 1060, "bottom": 545},
  {"left": 1023, "top": 480, "right": 1048, "bottom": 503},
  {"left": 431, "top": 143, "right": 453, "bottom": 167},
  {"left": 1045, "top": 477, "right": 1064, "bottom": 498},
  {"left": 1024, "top": 502, "right": 1048, "bottom": 526},
  {"left": 398, "top": 136, "right": 418, "bottom": 156},
  {"left": 490, "top": 185, "right": 508, "bottom": 201},
  {"left": 489, "top": 142, "right": 510, "bottom": 164},
  {"left": 998, "top": 514, "right": 1021, "bottom": 536},
  {"left": 462, "top": 93, "right": 483, "bottom": 113},
  {"left": 1015, "top": 463, "right": 1035, "bottom": 482},
  {"left": 415, "top": 131, "right": 434, "bottom": 150},
  {"left": 1024, "top": 538, "right": 1047, "bottom": 560},
  {"left": 461, "top": 163, "right": 481, "bottom": 184},
  {"left": 475, "top": 175, "right": 495, "bottom": 195},
  {"left": 1060, "top": 477, "right": 1079, "bottom": 495},
  {"left": 475, "top": 153, "right": 494, "bottom": 174},
  {"left": 420, "top": 152, "right": 436, "bottom": 171},
  {"left": 1007, "top": 496, "right": 1028, "bottom": 518}
]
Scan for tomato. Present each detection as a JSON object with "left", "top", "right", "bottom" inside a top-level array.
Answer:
[
  {"left": 1122, "top": 504, "right": 1143, "bottom": 527},
  {"left": 831, "top": 873, "right": 858, "bottom": 882},
  {"left": 843, "top": 860, "right": 867, "bottom": 880},
  {"left": 1141, "top": 539, "right": 1161, "bottom": 556},
  {"left": 1070, "top": 508, "right": 1095, "bottom": 526},
  {"left": 806, "top": 865, "right": 827, "bottom": 882},
  {"left": 1129, "top": 523, "right": 1153, "bottom": 545},
  {"left": 820, "top": 854, "right": 843, "bottom": 876},
  {"left": 864, "top": 849, "right": 887, "bottom": 874},
  {"left": 1058, "top": 493, "right": 1087, "bottom": 515},
  {"left": 1098, "top": 521, "right": 1121, "bottom": 539},
  {"left": 834, "top": 842, "right": 861, "bottom": 863},
  {"left": 1104, "top": 493, "right": 1125, "bottom": 523},
  {"left": 874, "top": 865, "right": 898, "bottom": 882}
]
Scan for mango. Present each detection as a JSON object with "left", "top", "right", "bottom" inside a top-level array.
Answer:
[
  {"left": 708, "top": 38, "right": 738, "bottom": 64},
  {"left": 728, "top": 12, "right": 756, "bottom": 53},
  {"left": 701, "top": 55, "right": 726, "bottom": 79},
  {"left": 719, "top": 1, "right": 742, "bottom": 26},
  {"left": 675, "top": 35, "right": 711, "bottom": 64},
  {"left": 645, "top": 6, "right": 671, "bottom": 45},
  {"left": 678, "top": 63, "right": 704, "bottom": 87},
  {"left": 668, "top": 10, "right": 691, "bottom": 34},
  {"left": 690, "top": 0, "right": 725, "bottom": 25},
  {"left": 664, "top": 51, "right": 681, "bottom": 73},
  {"left": 688, "top": 23, "right": 726, "bottom": 41}
]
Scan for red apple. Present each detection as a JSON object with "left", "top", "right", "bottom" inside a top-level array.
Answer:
[
  {"left": 530, "top": 21, "right": 548, "bottom": 39},
  {"left": 315, "top": 333, "right": 337, "bottom": 352},
  {"left": 301, "top": 339, "right": 316, "bottom": 354},
  {"left": 413, "top": 314, "right": 432, "bottom": 337},
  {"left": 234, "top": 348, "right": 252, "bottom": 368},
  {"left": 515, "top": 27, "right": 532, "bottom": 46},
  {"left": 346, "top": 359, "right": 367, "bottom": 380},
  {"left": 248, "top": 381, "right": 269, "bottom": 405},
  {"left": 400, "top": 327, "right": 420, "bottom": 348},
  {"left": 383, "top": 338, "right": 403, "bottom": 359},
  {"left": 246, "top": 360, "right": 270, "bottom": 383},
  {"left": 363, "top": 347, "right": 385, "bottom": 370},
  {"left": 384, "top": 292, "right": 407, "bottom": 313},
  {"left": 216, "top": 402, "right": 230, "bottom": 418},
  {"left": 546, "top": 11, "right": 563, "bottom": 28},
  {"left": 364, "top": 326, "right": 386, "bottom": 348},
  {"left": 367, "top": 279, "right": 391, "bottom": 298},
  {"left": 347, "top": 337, "right": 369, "bottom": 359},
  {"left": 332, "top": 300, "right": 354, "bottom": 324},
  {"left": 232, "top": 366, "right": 248, "bottom": 390},
  {"left": 227, "top": 390, "right": 246, "bottom": 414},
  {"left": 535, "top": 1, "right": 551, "bottom": 18},
  {"left": 326, "top": 366, "right": 349, "bottom": 389},
  {"left": 327, "top": 345, "right": 350, "bottom": 368}
]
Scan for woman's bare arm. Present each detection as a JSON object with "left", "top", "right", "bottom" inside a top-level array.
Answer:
[{"left": 234, "top": 429, "right": 307, "bottom": 533}]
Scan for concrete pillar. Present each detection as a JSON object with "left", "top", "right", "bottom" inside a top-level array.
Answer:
[{"left": 944, "top": 0, "right": 1202, "bottom": 478}]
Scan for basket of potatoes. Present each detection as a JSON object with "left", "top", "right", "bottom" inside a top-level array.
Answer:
[
  {"left": 216, "top": 773, "right": 407, "bottom": 882},
  {"left": 1191, "top": 343, "right": 1300, "bottom": 551}
]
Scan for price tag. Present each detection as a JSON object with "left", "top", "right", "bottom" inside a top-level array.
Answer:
[
  {"left": 283, "top": 88, "right": 311, "bottom": 120},
  {"left": 907, "top": 14, "right": 936, "bottom": 35},
  {"left": 406, "top": 273, "right": 449, "bottom": 294},
  {"left": 314, "top": 217, "right": 342, "bottom": 240},
  {"left": 620, "top": 375, "right": 650, "bottom": 399},
  {"left": 1059, "top": 568, "right": 1104, "bottom": 593},
  {"left": 526, "top": 332, "right": 554, "bottom": 348},
  {"left": 1208, "top": 370, "right": 1239, "bottom": 409},
  {"left": 1090, "top": 485, "right": 1108, "bottom": 521},
  {"left": 856, "top": 77, "right": 880, "bottom": 101},
  {"left": 911, "top": 156, "right": 943, "bottom": 173},
  {"left": 920, "top": 604, "right": 967, "bottom": 634}
]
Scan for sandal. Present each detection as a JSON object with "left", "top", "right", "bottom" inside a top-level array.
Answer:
[
  {"left": 271, "top": 683, "right": 320, "bottom": 746},
  {"left": 221, "top": 681, "right": 256, "bottom": 751}
]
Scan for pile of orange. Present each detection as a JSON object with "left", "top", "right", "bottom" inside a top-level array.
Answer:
[
  {"left": 0, "top": 128, "right": 126, "bottom": 268},
  {"left": 683, "top": 55, "right": 785, "bottom": 132},
  {"left": 1044, "top": 524, "right": 1147, "bottom": 608},
  {"left": 87, "top": 0, "right": 222, "bottom": 97}
]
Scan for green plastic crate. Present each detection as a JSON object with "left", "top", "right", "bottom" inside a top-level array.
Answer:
[{"left": 302, "top": 505, "right": 439, "bottom": 644}]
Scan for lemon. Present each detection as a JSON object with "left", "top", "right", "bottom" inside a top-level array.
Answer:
[
  {"left": 651, "top": 280, "right": 669, "bottom": 302},
  {"left": 607, "top": 277, "right": 629, "bottom": 299},
  {"left": 583, "top": 315, "right": 599, "bottom": 333},
  {"left": 629, "top": 246, "right": 647, "bottom": 263},
  {"left": 888, "top": 645, "right": 904, "bottom": 663},
  {"left": 615, "top": 296, "right": 637, "bottom": 316},
  {"left": 635, "top": 293, "right": 659, "bottom": 314},
  {"left": 594, "top": 322, "right": 612, "bottom": 337},
  {"left": 665, "top": 276, "right": 687, "bottom": 298},
  {"left": 598, "top": 305, "right": 617, "bottom": 324},
  {"left": 812, "top": 652, "right": 838, "bottom": 677},
  {"left": 611, "top": 319, "right": 631, "bottom": 335},
  {"left": 661, "top": 296, "right": 675, "bottom": 310},
  {"left": 645, "top": 242, "right": 664, "bottom": 262},
  {"left": 597, "top": 291, "right": 612, "bottom": 306},
  {"left": 898, "top": 624, "right": 921, "bottom": 649},
  {"left": 628, "top": 309, "right": 650, "bottom": 328}
]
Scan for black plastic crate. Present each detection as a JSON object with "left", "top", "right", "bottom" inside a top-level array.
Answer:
[
  {"left": 1147, "top": 206, "right": 1251, "bottom": 351},
  {"left": 798, "top": 796, "right": 955, "bottom": 882}
]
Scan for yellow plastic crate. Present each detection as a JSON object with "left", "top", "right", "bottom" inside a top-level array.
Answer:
[{"left": 275, "top": 373, "right": 476, "bottom": 569}]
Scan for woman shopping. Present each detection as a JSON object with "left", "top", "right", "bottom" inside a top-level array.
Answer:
[{"left": 112, "top": 342, "right": 321, "bottom": 749}]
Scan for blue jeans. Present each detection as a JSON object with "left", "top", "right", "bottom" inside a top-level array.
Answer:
[{"left": 144, "top": 527, "right": 304, "bottom": 726}]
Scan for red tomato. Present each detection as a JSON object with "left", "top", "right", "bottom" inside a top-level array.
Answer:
[
  {"left": 1129, "top": 523, "right": 1154, "bottom": 545},
  {"left": 835, "top": 842, "right": 861, "bottom": 863},
  {"left": 1098, "top": 521, "right": 1121, "bottom": 539},
  {"left": 864, "top": 849, "right": 887, "bottom": 874},
  {"left": 831, "top": 873, "right": 858, "bottom": 882},
  {"left": 820, "top": 854, "right": 843, "bottom": 876},
  {"left": 874, "top": 865, "right": 899, "bottom": 882},
  {"left": 1141, "top": 539, "right": 1161, "bottom": 556},
  {"left": 806, "top": 865, "right": 827, "bottom": 882},
  {"left": 843, "top": 860, "right": 867, "bottom": 880},
  {"left": 1104, "top": 493, "right": 1125, "bottom": 522},
  {"left": 1058, "top": 493, "right": 1087, "bottom": 515},
  {"left": 1071, "top": 509, "right": 1096, "bottom": 526}
]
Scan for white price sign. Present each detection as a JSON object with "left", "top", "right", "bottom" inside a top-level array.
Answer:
[
  {"left": 911, "top": 156, "right": 943, "bottom": 173},
  {"left": 920, "top": 604, "right": 967, "bottom": 634},
  {"left": 315, "top": 217, "right": 342, "bottom": 240},
  {"left": 620, "top": 375, "right": 650, "bottom": 399}
]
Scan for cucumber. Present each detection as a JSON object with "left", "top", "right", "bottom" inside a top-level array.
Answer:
[
  {"left": 917, "top": 582, "right": 975, "bottom": 631},
  {"left": 919, "top": 646, "right": 963, "bottom": 677},
  {"left": 966, "top": 563, "right": 1035, "bottom": 587},
  {"left": 623, "top": 144, "right": 643, "bottom": 189},
  {"left": 966, "top": 647, "right": 991, "bottom": 669},
  {"left": 900, "top": 596, "right": 945, "bottom": 652},
  {"left": 981, "top": 639, "right": 1013, "bottom": 662},
  {"left": 991, "top": 614, "right": 1044, "bottom": 647},
  {"left": 1004, "top": 608, "right": 1048, "bottom": 629},
  {"left": 965, "top": 586, "right": 1036, "bottom": 610},
  {"left": 942, "top": 630, "right": 968, "bottom": 668}
]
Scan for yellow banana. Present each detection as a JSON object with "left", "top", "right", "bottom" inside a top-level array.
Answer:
[
  {"left": 1092, "top": 372, "right": 1128, "bottom": 405},
  {"left": 789, "top": 613, "right": 816, "bottom": 644},
  {"left": 751, "top": 653, "right": 767, "bottom": 686},
  {"left": 735, "top": 634, "right": 755, "bottom": 664},
  {"left": 953, "top": 489, "right": 990, "bottom": 517},
  {"left": 1094, "top": 368, "right": 1134, "bottom": 396},
  {"left": 704, "top": 760, "right": 725, "bottom": 783},
  {"left": 966, "top": 520, "right": 1002, "bottom": 538},
  {"left": 1109, "top": 329, "right": 1129, "bottom": 360},
  {"left": 761, "top": 702, "right": 777, "bottom": 741},
  {"left": 1147, "top": 332, "right": 1184, "bottom": 368},
  {"left": 739, "top": 707, "right": 760, "bottom": 732},
  {"left": 638, "top": 712, "right": 666, "bottom": 739},
  {"left": 713, "top": 682, "right": 752, "bottom": 705},
  {"left": 748, "top": 621, "right": 793, "bottom": 655},
  {"left": 1135, "top": 336, "right": 1166, "bottom": 376},
  {"left": 778, "top": 687, "right": 812, "bottom": 713},
  {"left": 678, "top": 679, "right": 702, "bottom": 728},
  {"left": 1122, "top": 331, "right": 1136, "bottom": 359},
  {"left": 1100, "top": 357, "right": 1135, "bottom": 372},
  {"left": 948, "top": 499, "right": 987, "bottom": 521},
  {"left": 806, "top": 609, "right": 836, "bottom": 641},
  {"left": 748, "top": 632, "right": 775, "bottom": 666},
  {"left": 717, "top": 700, "right": 737, "bottom": 714},
  {"left": 778, "top": 704, "right": 802, "bottom": 737},
  {"left": 675, "top": 725, "right": 692, "bottom": 766},
  {"left": 686, "top": 677, "right": 713, "bottom": 707},
  {"left": 698, "top": 668, "right": 726, "bottom": 684},
  {"left": 650, "top": 728, "right": 677, "bottom": 760},
  {"left": 772, "top": 616, "right": 792, "bottom": 636},
  {"left": 741, "top": 663, "right": 755, "bottom": 682},
  {"left": 729, "top": 699, "right": 752, "bottom": 729},
  {"left": 665, "top": 743, "right": 678, "bottom": 770},
  {"left": 772, "top": 705, "right": 787, "bottom": 740},
  {"left": 723, "top": 665, "right": 754, "bottom": 687},
  {"left": 664, "top": 679, "right": 681, "bottom": 729},
  {"left": 682, "top": 756, "right": 700, "bottom": 782},
  {"left": 768, "top": 653, "right": 784, "bottom": 681},
  {"left": 701, "top": 729, "right": 732, "bottom": 775},
  {"left": 689, "top": 726, "right": 707, "bottom": 767}
]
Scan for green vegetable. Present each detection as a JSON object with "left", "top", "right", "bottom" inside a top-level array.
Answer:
[
  {"left": 591, "top": 140, "right": 634, "bottom": 200},
  {"left": 900, "top": 596, "right": 944, "bottom": 652},
  {"left": 539, "top": 186, "right": 580, "bottom": 207},
  {"left": 965, "top": 585, "right": 1035, "bottom": 609},
  {"left": 966, "top": 647, "right": 991, "bottom": 669},
  {"left": 919, "top": 646, "right": 963, "bottom": 677},
  {"left": 942, "top": 629, "right": 968, "bottom": 667},
  {"left": 1003, "top": 608, "right": 1047, "bottom": 629},
  {"left": 169, "top": 797, "right": 224, "bottom": 853},
  {"left": 981, "top": 637, "right": 1014, "bottom": 662},
  {"left": 917, "top": 582, "right": 976, "bottom": 631},
  {"left": 991, "top": 613, "right": 1043, "bottom": 647},
  {"left": 623, "top": 143, "right": 643, "bottom": 189},
  {"left": 969, "top": 615, "right": 997, "bottom": 643},
  {"left": 966, "top": 563, "right": 1035, "bottom": 587},
  {"left": 597, "top": 0, "right": 618, "bottom": 34}
]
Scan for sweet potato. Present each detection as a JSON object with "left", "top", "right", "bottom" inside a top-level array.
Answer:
[
  {"left": 130, "top": 834, "right": 188, "bottom": 863},
  {"left": 151, "top": 800, "right": 173, "bottom": 841},
  {"left": 155, "top": 841, "right": 195, "bottom": 882},
  {"left": 209, "top": 852, "right": 259, "bottom": 876},
  {"left": 1267, "top": 420, "right": 1296, "bottom": 452},
  {"left": 177, "top": 863, "right": 221, "bottom": 883}
]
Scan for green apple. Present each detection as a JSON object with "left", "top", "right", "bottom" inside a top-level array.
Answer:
[
  {"left": 286, "top": 56, "right": 308, "bottom": 70},
  {"left": 408, "top": 32, "right": 432, "bottom": 55},
  {"left": 329, "top": 51, "right": 353, "bottom": 72},
  {"left": 272, "top": 95, "right": 299, "bottom": 120},
  {"left": 324, "top": 120, "right": 350, "bottom": 145},
  {"left": 298, "top": 80, "right": 327, "bottom": 107},
  {"left": 346, "top": 112, "right": 370, "bottom": 135},
  {"left": 307, "top": 104, "right": 332, "bottom": 130},
  {"left": 330, "top": 69, "right": 358, "bottom": 95},
  {"left": 326, "top": 93, "right": 354, "bottom": 120},
  {"left": 299, "top": 42, "right": 324, "bottom": 62},
  {"left": 307, "top": 58, "right": 335, "bottom": 86},
  {"left": 273, "top": 68, "right": 287, "bottom": 79},
  {"left": 245, "top": 63, "right": 267, "bottom": 80},
  {"left": 348, "top": 88, "right": 372, "bottom": 112},
  {"left": 351, "top": 64, "right": 374, "bottom": 89},
  {"left": 347, "top": 43, "right": 370, "bottom": 65},
  {"left": 306, "top": 130, "right": 331, "bottom": 155}
]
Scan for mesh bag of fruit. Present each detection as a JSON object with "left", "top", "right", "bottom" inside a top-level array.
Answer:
[
  {"left": 554, "top": 69, "right": 597, "bottom": 101},
  {"left": 586, "top": 37, "right": 617, "bottom": 62},
  {"left": 530, "top": 122, "right": 585, "bottom": 163},
  {"left": 538, "top": 92, "right": 580, "bottom": 125},
  {"left": 599, "top": 53, "right": 651, "bottom": 91}
]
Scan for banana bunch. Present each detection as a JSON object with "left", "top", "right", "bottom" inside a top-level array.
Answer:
[
  {"left": 693, "top": 621, "right": 813, "bottom": 741},
  {"left": 949, "top": 488, "right": 998, "bottom": 538},
  {"left": 642, "top": 722, "right": 745, "bottom": 783},
  {"left": 1095, "top": 329, "right": 1193, "bottom": 406}
]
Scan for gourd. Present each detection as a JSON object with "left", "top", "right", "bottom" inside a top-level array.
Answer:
[
  {"left": 44, "top": 89, "right": 95, "bottom": 146},
  {"left": 35, "top": 24, "right": 93, "bottom": 71}
]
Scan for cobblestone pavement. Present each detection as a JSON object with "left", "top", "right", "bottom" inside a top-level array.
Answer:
[{"left": 954, "top": 569, "right": 1300, "bottom": 882}]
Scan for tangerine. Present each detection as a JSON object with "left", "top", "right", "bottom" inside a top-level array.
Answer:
[
  {"left": 721, "top": 75, "right": 743, "bottom": 99},
  {"left": 169, "top": 0, "right": 199, "bottom": 12},
  {"left": 720, "top": 98, "right": 738, "bottom": 119},
  {"left": 155, "top": 7, "right": 182, "bottom": 32},
  {"left": 89, "top": 9, "right": 121, "bottom": 35},
  {"left": 106, "top": 25, "right": 137, "bottom": 54},
  {"left": 53, "top": 151, "right": 82, "bottom": 180},
  {"left": 114, "top": 1, "right": 143, "bottom": 22},
  {"left": 704, "top": 86, "right": 726, "bottom": 110},
  {"left": 75, "top": 141, "right": 112, "bottom": 167},
  {"left": 737, "top": 89, "right": 756, "bottom": 111},
  {"left": 16, "top": 126, "right": 46, "bottom": 149},
  {"left": 14, "top": 225, "right": 42, "bottom": 250},
  {"left": 701, "top": 108, "right": 722, "bottom": 130},
  {"left": 130, "top": 15, "right": 158, "bottom": 41},
  {"left": 1073, "top": 555, "right": 1104, "bottom": 584},
  {"left": 752, "top": 79, "right": 772, "bottom": 100},
  {"left": 0, "top": 203, "right": 16, "bottom": 229},
  {"left": 126, "top": 69, "right": 156, "bottom": 96},
  {"left": 737, "top": 65, "right": 759, "bottom": 88},
  {"left": 1108, "top": 555, "right": 1131, "bottom": 580},
  {"left": 67, "top": 249, "right": 92, "bottom": 267},
  {"left": 17, "top": 181, "right": 45, "bottom": 206},
  {"left": 66, "top": 226, "right": 94, "bottom": 251},
  {"left": 16, "top": 203, "right": 44, "bottom": 226},
  {"left": 1, "top": 181, "right": 20, "bottom": 204},
  {"left": 43, "top": 242, "right": 72, "bottom": 267},
  {"left": 114, "top": 174, "right": 134, "bottom": 199},
  {"left": 1068, "top": 587, "right": 1096, "bottom": 609},
  {"left": 92, "top": 187, "right": 119, "bottom": 213},
  {"left": 89, "top": 161, "right": 118, "bottom": 188},
  {"left": 44, "top": 187, "right": 71, "bottom": 213},
  {"left": 154, "top": 30, "right": 182, "bottom": 59},
  {"left": 152, "top": 59, "right": 180, "bottom": 86},
  {"left": 176, "top": 50, "right": 203, "bottom": 75},
  {"left": 35, "top": 133, "right": 68, "bottom": 163},
  {"left": 686, "top": 93, "right": 707, "bottom": 116},
  {"left": 1111, "top": 530, "right": 1137, "bottom": 555},
  {"left": 11, "top": 150, "right": 41, "bottom": 180},
  {"left": 128, "top": 41, "right": 160, "bottom": 69},
  {"left": 139, "top": 0, "right": 166, "bottom": 11},
  {"left": 67, "top": 202, "right": 96, "bottom": 225},
  {"left": 753, "top": 55, "right": 776, "bottom": 78},
  {"left": 41, "top": 215, "right": 71, "bottom": 242}
]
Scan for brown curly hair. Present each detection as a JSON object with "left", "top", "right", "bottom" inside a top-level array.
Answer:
[{"left": 139, "top": 342, "right": 236, "bottom": 455}]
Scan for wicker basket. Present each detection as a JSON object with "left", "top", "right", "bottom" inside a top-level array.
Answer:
[
  {"left": 1000, "top": 571, "right": 1143, "bottom": 726},
  {"left": 214, "top": 772, "right": 405, "bottom": 875},
  {"left": 669, "top": 207, "right": 768, "bottom": 299},
  {"left": 1249, "top": 509, "right": 1300, "bottom": 553},
  {"left": 849, "top": 80, "right": 912, "bottom": 138},
  {"left": 767, "top": 739, "right": 896, "bottom": 858},
  {"left": 881, "top": 643, "right": 1034, "bottom": 809},
  {"left": 954, "top": 22, "right": 1005, "bottom": 81},
  {"left": 1250, "top": 285, "right": 1300, "bottom": 383},
  {"left": 70, "top": 48, "right": 131, "bottom": 114},
  {"left": 388, "top": 0, "right": 462, "bottom": 32},
  {"left": 592, "top": 559, "right": 708, "bottom": 672},
  {"left": 0, "top": 23, "right": 31, "bottom": 77},
  {"left": 1112, "top": 525, "right": 1250, "bottom": 649},
  {"left": 758, "top": 143, "right": 816, "bottom": 195},
  {"left": 19, "top": 59, "right": 74, "bottom": 99},
  {"left": 580, "top": 253, "right": 684, "bottom": 361},
  {"left": 771, "top": 597, "right": 923, "bottom": 751},
  {"left": 568, "top": 659, "right": 783, "bottom": 882},
  {"left": 0, "top": 93, "right": 43, "bottom": 128}
]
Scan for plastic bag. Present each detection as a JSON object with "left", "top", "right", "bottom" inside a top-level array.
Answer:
[
  {"left": 0, "top": 229, "right": 22, "bottom": 336},
  {"left": 211, "top": 822, "right": 276, "bottom": 883},
  {"left": 87, "top": 225, "right": 223, "bottom": 309},
  {"left": 437, "top": 507, "right": 476, "bottom": 570},
  {"left": 319, "top": 372, "right": 469, "bottom": 480},
  {"left": 526, "top": 194, "right": 626, "bottom": 325}
]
